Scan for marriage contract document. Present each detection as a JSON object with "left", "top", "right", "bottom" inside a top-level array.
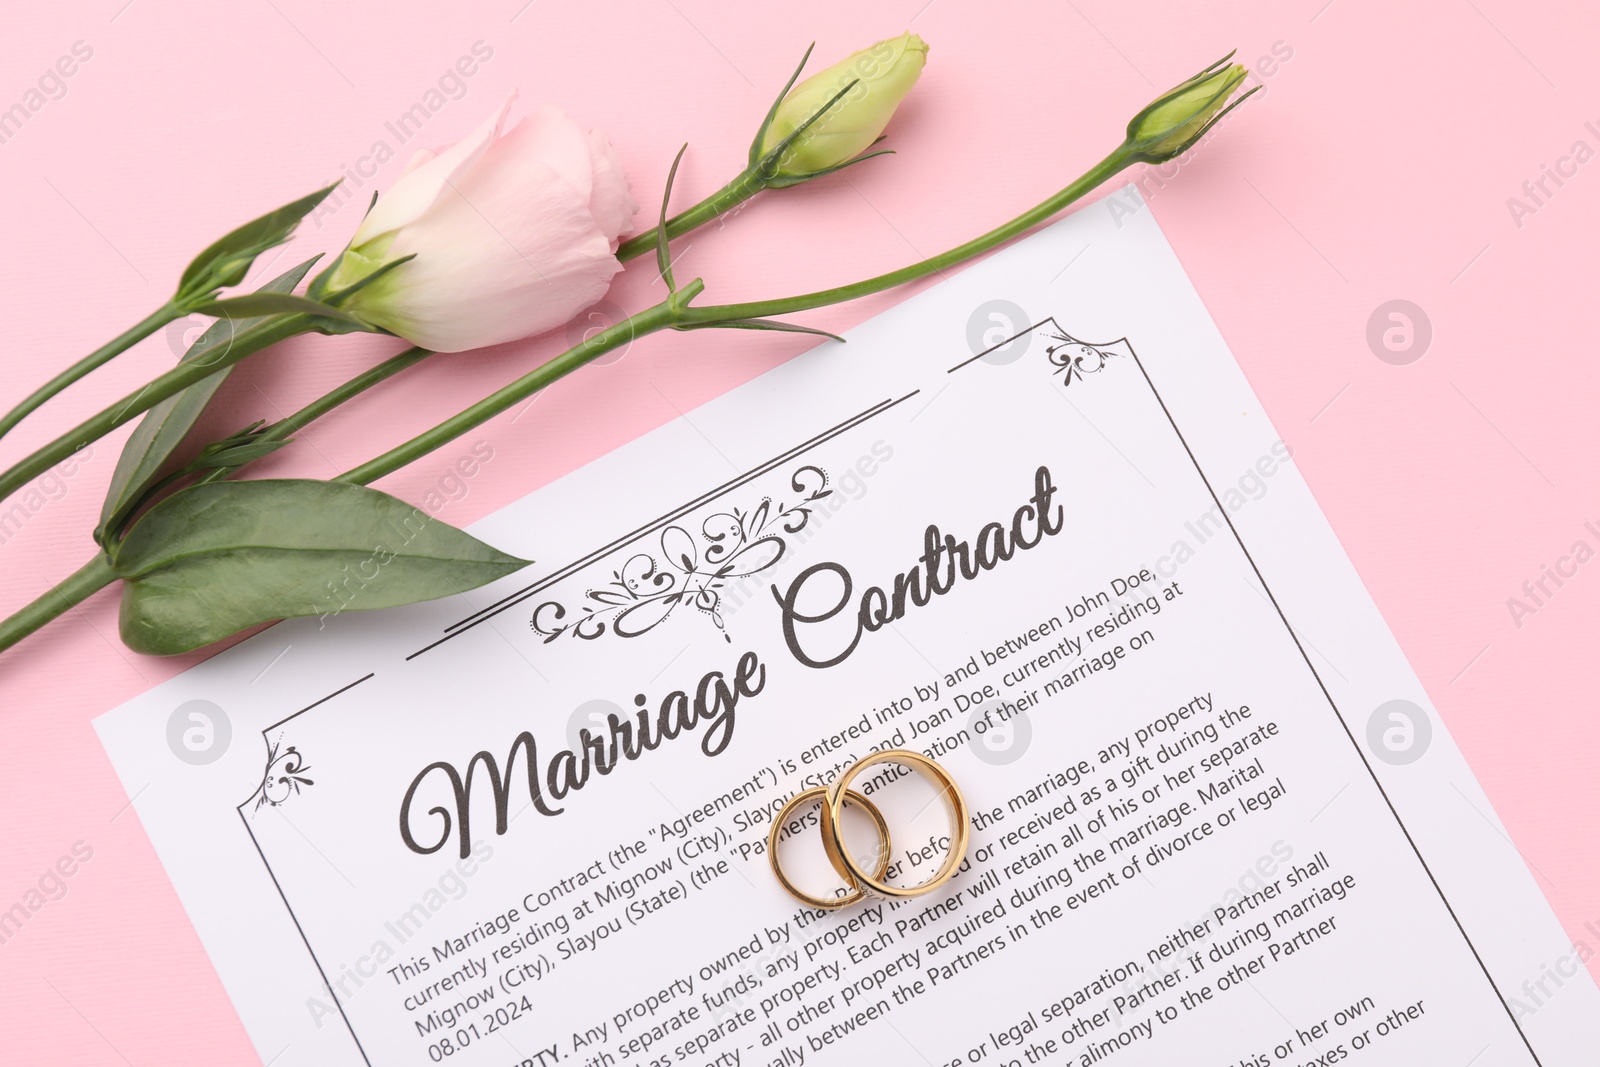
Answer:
[{"left": 97, "top": 189, "right": 1600, "bottom": 1067}]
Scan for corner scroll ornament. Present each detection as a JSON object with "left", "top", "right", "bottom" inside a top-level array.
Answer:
[
  {"left": 1044, "top": 325, "right": 1134, "bottom": 386},
  {"left": 530, "top": 464, "right": 832, "bottom": 644},
  {"left": 244, "top": 734, "right": 314, "bottom": 813}
]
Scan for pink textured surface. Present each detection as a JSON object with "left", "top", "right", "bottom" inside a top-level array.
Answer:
[{"left": 2, "top": 0, "right": 1596, "bottom": 1061}]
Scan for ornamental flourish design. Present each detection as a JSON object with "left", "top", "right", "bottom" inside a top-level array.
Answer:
[
  {"left": 249, "top": 735, "right": 314, "bottom": 812},
  {"left": 1044, "top": 327, "right": 1129, "bottom": 385},
  {"left": 530, "top": 464, "right": 832, "bottom": 644}
]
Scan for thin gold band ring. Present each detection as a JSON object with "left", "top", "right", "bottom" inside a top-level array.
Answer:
[{"left": 767, "top": 786, "right": 891, "bottom": 911}]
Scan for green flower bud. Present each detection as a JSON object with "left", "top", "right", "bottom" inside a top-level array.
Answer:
[
  {"left": 1125, "top": 51, "right": 1255, "bottom": 164},
  {"left": 757, "top": 33, "right": 928, "bottom": 183}
]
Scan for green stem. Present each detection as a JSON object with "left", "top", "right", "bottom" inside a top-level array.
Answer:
[
  {"left": 341, "top": 301, "right": 681, "bottom": 485},
  {"left": 0, "top": 554, "right": 118, "bottom": 655},
  {"left": 615, "top": 170, "right": 765, "bottom": 262},
  {"left": 343, "top": 144, "right": 1134, "bottom": 485},
  {"left": 276, "top": 346, "right": 434, "bottom": 434},
  {"left": 0, "top": 303, "right": 182, "bottom": 442},
  {"left": 195, "top": 345, "right": 434, "bottom": 486},
  {"left": 0, "top": 313, "right": 313, "bottom": 508},
  {"left": 683, "top": 146, "right": 1132, "bottom": 322}
]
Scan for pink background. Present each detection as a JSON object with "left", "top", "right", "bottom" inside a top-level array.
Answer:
[{"left": 2, "top": 0, "right": 1597, "bottom": 1061}]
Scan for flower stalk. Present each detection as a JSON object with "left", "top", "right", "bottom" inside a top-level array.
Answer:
[
  {"left": 0, "top": 312, "right": 316, "bottom": 507},
  {"left": 193, "top": 345, "right": 434, "bottom": 487},
  {"left": 0, "top": 303, "right": 185, "bottom": 442},
  {"left": 0, "top": 556, "right": 118, "bottom": 654},
  {"left": 0, "top": 184, "right": 350, "bottom": 511},
  {"left": 616, "top": 170, "right": 764, "bottom": 261},
  {"left": 615, "top": 34, "right": 926, "bottom": 262}
]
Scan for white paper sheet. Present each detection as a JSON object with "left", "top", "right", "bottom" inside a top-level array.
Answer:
[{"left": 96, "top": 188, "right": 1600, "bottom": 1067}]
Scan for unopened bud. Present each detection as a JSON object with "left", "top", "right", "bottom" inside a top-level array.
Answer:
[
  {"left": 758, "top": 33, "right": 928, "bottom": 183},
  {"left": 1125, "top": 52, "right": 1254, "bottom": 164}
]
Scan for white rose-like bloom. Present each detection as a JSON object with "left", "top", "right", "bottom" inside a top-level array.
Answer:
[{"left": 327, "top": 95, "right": 637, "bottom": 352}]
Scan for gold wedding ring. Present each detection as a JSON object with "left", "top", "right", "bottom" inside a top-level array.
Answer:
[
  {"left": 768, "top": 750, "right": 969, "bottom": 910},
  {"left": 824, "top": 749, "right": 970, "bottom": 900},
  {"left": 767, "top": 787, "right": 891, "bottom": 911}
]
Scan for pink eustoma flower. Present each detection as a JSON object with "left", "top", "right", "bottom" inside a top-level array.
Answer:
[{"left": 328, "top": 95, "right": 637, "bottom": 352}]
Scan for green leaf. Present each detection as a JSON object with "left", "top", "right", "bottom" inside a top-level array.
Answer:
[
  {"left": 749, "top": 43, "right": 816, "bottom": 168},
  {"left": 310, "top": 251, "right": 416, "bottom": 306},
  {"left": 189, "top": 436, "right": 292, "bottom": 468},
  {"left": 176, "top": 184, "right": 338, "bottom": 304},
  {"left": 656, "top": 144, "right": 689, "bottom": 293},
  {"left": 680, "top": 317, "right": 845, "bottom": 343},
  {"left": 762, "top": 145, "right": 894, "bottom": 190},
  {"left": 189, "top": 292, "right": 370, "bottom": 329},
  {"left": 95, "top": 257, "right": 321, "bottom": 546},
  {"left": 753, "top": 78, "right": 860, "bottom": 183},
  {"left": 113, "top": 479, "right": 530, "bottom": 655}
]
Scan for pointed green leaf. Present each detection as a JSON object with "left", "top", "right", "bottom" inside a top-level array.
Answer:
[
  {"left": 754, "top": 78, "right": 859, "bottom": 182},
  {"left": 190, "top": 291, "right": 370, "bottom": 329},
  {"left": 95, "top": 257, "right": 321, "bottom": 546},
  {"left": 189, "top": 436, "right": 293, "bottom": 468},
  {"left": 177, "top": 184, "right": 338, "bottom": 303},
  {"left": 761, "top": 147, "right": 895, "bottom": 189},
  {"left": 311, "top": 251, "right": 416, "bottom": 305},
  {"left": 680, "top": 317, "right": 845, "bottom": 343},
  {"left": 749, "top": 42, "right": 817, "bottom": 167},
  {"left": 657, "top": 145, "right": 688, "bottom": 293},
  {"left": 113, "top": 479, "right": 530, "bottom": 655}
]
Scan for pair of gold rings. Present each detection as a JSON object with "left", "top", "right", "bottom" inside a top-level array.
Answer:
[{"left": 766, "top": 749, "right": 970, "bottom": 910}]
